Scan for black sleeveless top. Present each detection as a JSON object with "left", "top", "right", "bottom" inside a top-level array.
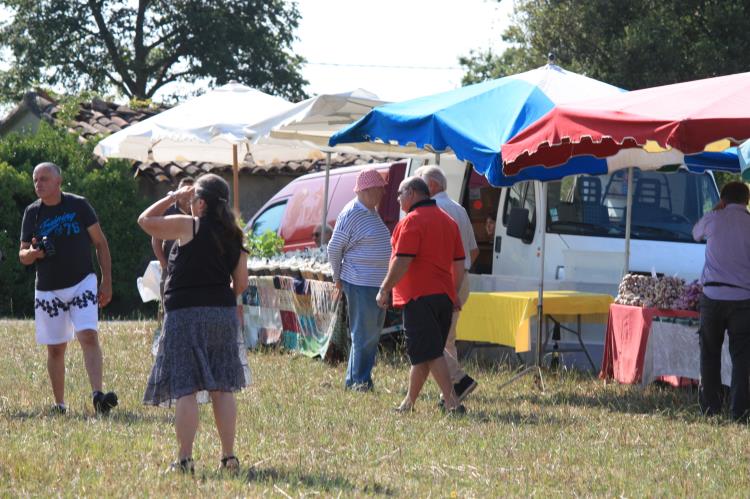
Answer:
[{"left": 164, "top": 217, "right": 241, "bottom": 311}]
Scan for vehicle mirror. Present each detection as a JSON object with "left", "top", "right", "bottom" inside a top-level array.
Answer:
[{"left": 507, "top": 207, "right": 530, "bottom": 239}]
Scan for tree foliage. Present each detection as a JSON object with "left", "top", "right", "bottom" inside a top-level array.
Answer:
[
  {"left": 0, "top": 161, "right": 35, "bottom": 316},
  {"left": 0, "top": 123, "right": 152, "bottom": 317},
  {"left": 461, "top": 0, "right": 750, "bottom": 90},
  {"left": 0, "top": 0, "right": 308, "bottom": 104}
]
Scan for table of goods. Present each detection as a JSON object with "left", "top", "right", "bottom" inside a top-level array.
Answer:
[
  {"left": 242, "top": 247, "right": 402, "bottom": 360},
  {"left": 601, "top": 274, "right": 731, "bottom": 386},
  {"left": 243, "top": 248, "right": 345, "bottom": 359},
  {"left": 456, "top": 290, "right": 613, "bottom": 368}
]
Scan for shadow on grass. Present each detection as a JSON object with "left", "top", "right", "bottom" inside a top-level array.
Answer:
[
  {"left": 201, "top": 464, "right": 396, "bottom": 496},
  {"left": 506, "top": 382, "right": 701, "bottom": 421},
  {"left": 2, "top": 407, "right": 173, "bottom": 424},
  {"left": 465, "top": 408, "right": 567, "bottom": 426}
]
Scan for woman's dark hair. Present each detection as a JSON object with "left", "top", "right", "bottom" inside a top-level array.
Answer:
[
  {"left": 720, "top": 181, "right": 750, "bottom": 205},
  {"left": 194, "top": 174, "right": 247, "bottom": 254}
]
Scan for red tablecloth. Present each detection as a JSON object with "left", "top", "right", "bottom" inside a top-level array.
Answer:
[{"left": 600, "top": 303, "right": 699, "bottom": 385}]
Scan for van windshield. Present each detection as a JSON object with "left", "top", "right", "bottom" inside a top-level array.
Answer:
[
  {"left": 251, "top": 202, "right": 287, "bottom": 237},
  {"left": 546, "top": 170, "right": 719, "bottom": 243}
]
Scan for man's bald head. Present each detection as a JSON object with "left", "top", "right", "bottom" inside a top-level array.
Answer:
[
  {"left": 34, "top": 162, "right": 62, "bottom": 178},
  {"left": 32, "top": 162, "right": 63, "bottom": 203}
]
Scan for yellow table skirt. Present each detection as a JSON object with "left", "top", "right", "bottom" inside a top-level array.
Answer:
[{"left": 456, "top": 290, "right": 613, "bottom": 352}]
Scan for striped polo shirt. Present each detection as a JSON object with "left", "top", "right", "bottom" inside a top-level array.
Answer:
[{"left": 327, "top": 198, "right": 392, "bottom": 287}]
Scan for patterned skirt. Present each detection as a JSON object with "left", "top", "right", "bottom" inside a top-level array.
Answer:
[{"left": 143, "top": 306, "right": 251, "bottom": 407}]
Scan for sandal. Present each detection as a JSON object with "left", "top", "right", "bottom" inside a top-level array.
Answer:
[
  {"left": 394, "top": 400, "right": 415, "bottom": 413},
  {"left": 51, "top": 403, "right": 67, "bottom": 415},
  {"left": 169, "top": 457, "right": 194, "bottom": 475},
  {"left": 220, "top": 455, "right": 240, "bottom": 473}
]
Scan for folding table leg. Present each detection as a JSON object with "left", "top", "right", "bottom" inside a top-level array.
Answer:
[
  {"left": 496, "top": 365, "right": 545, "bottom": 392},
  {"left": 576, "top": 315, "right": 597, "bottom": 371}
]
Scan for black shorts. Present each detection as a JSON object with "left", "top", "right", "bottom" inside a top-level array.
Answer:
[{"left": 402, "top": 293, "right": 453, "bottom": 365}]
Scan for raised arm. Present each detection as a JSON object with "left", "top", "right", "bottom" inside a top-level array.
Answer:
[{"left": 138, "top": 187, "right": 194, "bottom": 243}]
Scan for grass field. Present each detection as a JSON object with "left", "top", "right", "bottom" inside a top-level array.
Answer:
[{"left": 1, "top": 319, "right": 748, "bottom": 497}]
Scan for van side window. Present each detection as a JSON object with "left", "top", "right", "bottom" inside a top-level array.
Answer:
[
  {"left": 545, "top": 170, "right": 717, "bottom": 243},
  {"left": 502, "top": 181, "right": 536, "bottom": 243},
  {"left": 251, "top": 202, "right": 287, "bottom": 237}
]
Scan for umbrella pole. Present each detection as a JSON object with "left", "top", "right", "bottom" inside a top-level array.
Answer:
[
  {"left": 435, "top": 152, "right": 441, "bottom": 165},
  {"left": 623, "top": 167, "right": 634, "bottom": 277},
  {"left": 320, "top": 151, "right": 331, "bottom": 248},
  {"left": 536, "top": 181, "right": 547, "bottom": 367},
  {"left": 497, "top": 181, "right": 546, "bottom": 393},
  {"left": 232, "top": 144, "right": 240, "bottom": 217}
]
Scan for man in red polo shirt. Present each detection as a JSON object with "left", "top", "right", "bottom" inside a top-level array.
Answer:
[{"left": 376, "top": 176, "right": 466, "bottom": 414}]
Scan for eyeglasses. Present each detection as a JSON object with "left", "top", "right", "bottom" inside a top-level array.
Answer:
[{"left": 397, "top": 188, "right": 409, "bottom": 198}]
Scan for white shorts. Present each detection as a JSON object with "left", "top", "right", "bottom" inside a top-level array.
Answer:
[{"left": 34, "top": 273, "right": 99, "bottom": 345}]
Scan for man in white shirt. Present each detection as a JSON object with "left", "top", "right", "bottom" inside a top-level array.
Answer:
[{"left": 415, "top": 165, "right": 479, "bottom": 402}]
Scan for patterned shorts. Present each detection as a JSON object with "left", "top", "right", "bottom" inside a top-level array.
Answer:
[{"left": 34, "top": 273, "right": 98, "bottom": 345}]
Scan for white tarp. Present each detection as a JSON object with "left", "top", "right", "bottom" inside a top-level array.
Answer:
[{"left": 94, "top": 82, "right": 299, "bottom": 165}]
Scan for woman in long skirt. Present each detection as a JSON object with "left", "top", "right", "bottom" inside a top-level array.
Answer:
[{"left": 138, "top": 173, "right": 249, "bottom": 474}]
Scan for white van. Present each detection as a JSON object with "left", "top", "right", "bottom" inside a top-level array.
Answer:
[
  {"left": 407, "top": 157, "right": 718, "bottom": 367},
  {"left": 411, "top": 157, "right": 717, "bottom": 292}
]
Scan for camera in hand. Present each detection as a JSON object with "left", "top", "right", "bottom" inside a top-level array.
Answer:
[{"left": 33, "top": 236, "right": 56, "bottom": 257}]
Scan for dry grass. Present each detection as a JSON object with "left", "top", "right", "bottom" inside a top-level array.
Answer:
[{"left": 0, "top": 319, "right": 749, "bottom": 497}]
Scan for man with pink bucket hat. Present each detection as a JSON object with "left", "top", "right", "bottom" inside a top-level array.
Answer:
[{"left": 327, "top": 168, "right": 392, "bottom": 391}]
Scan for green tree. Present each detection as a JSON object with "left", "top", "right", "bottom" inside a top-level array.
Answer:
[
  {"left": 0, "top": 161, "right": 35, "bottom": 316},
  {"left": 0, "top": 0, "right": 308, "bottom": 104},
  {"left": 461, "top": 0, "right": 750, "bottom": 90}
]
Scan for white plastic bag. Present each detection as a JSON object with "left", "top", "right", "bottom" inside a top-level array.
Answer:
[{"left": 137, "top": 260, "right": 162, "bottom": 303}]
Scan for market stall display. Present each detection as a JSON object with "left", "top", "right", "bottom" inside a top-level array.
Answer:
[
  {"left": 247, "top": 247, "right": 333, "bottom": 281},
  {"left": 242, "top": 247, "right": 402, "bottom": 361},
  {"left": 603, "top": 274, "right": 723, "bottom": 386},
  {"left": 601, "top": 304, "right": 731, "bottom": 387},
  {"left": 243, "top": 248, "right": 337, "bottom": 356},
  {"left": 614, "top": 273, "right": 702, "bottom": 311},
  {"left": 242, "top": 275, "right": 345, "bottom": 359},
  {"left": 673, "top": 280, "right": 703, "bottom": 312}
]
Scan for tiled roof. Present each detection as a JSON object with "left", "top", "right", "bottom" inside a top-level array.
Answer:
[
  {"left": 1, "top": 91, "right": 404, "bottom": 184},
  {"left": 0, "top": 90, "right": 164, "bottom": 140},
  {"left": 132, "top": 153, "right": 395, "bottom": 184}
]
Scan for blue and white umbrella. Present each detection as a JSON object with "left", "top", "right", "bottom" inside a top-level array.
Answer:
[
  {"left": 330, "top": 64, "right": 739, "bottom": 186},
  {"left": 330, "top": 63, "right": 625, "bottom": 185}
]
